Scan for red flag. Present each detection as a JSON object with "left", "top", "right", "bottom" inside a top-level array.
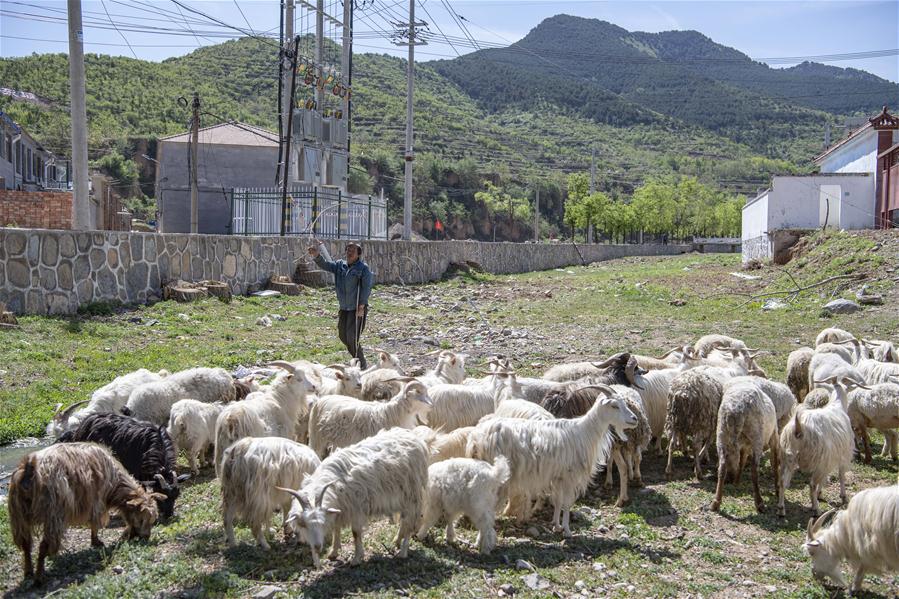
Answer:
[{"left": 435, "top": 218, "right": 444, "bottom": 232}]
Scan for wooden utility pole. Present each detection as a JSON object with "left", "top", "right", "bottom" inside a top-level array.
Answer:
[
  {"left": 282, "top": 0, "right": 294, "bottom": 145},
  {"left": 281, "top": 36, "right": 300, "bottom": 236},
  {"left": 190, "top": 92, "right": 200, "bottom": 234},
  {"left": 588, "top": 145, "right": 595, "bottom": 243},
  {"left": 534, "top": 187, "right": 539, "bottom": 242},
  {"left": 67, "top": 0, "right": 90, "bottom": 230}
]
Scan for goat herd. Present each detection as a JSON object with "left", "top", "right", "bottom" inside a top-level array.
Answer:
[{"left": 6, "top": 328, "right": 899, "bottom": 593}]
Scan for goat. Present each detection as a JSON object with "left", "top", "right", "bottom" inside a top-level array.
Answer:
[
  {"left": 786, "top": 347, "right": 815, "bottom": 402},
  {"left": 220, "top": 437, "right": 320, "bottom": 549},
  {"left": 8, "top": 443, "right": 162, "bottom": 584},
  {"left": 56, "top": 412, "right": 187, "bottom": 519},
  {"left": 123, "top": 367, "right": 237, "bottom": 425},
  {"left": 416, "top": 456, "right": 511, "bottom": 554},
  {"left": 279, "top": 427, "right": 431, "bottom": 566},
  {"left": 847, "top": 382, "right": 899, "bottom": 464},
  {"left": 467, "top": 384, "right": 637, "bottom": 536},
  {"left": 804, "top": 485, "right": 899, "bottom": 592},
  {"left": 308, "top": 379, "right": 432, "bottom": 457},
  {"left": 167, "top": 399, "right": 224, "bottom": 474}
]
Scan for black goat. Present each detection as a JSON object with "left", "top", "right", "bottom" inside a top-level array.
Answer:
[
  {"left": 56, "top": 413, "right": 188, "bottom": 519},
  {"left": 540, "top": 352, "right": 647, "bottom": 418}
]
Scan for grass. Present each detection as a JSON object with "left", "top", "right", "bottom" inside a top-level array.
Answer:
[{"left": 1, "top": 244, "right": 898, "bottom": 598}]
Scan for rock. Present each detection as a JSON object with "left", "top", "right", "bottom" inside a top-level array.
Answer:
[
  {"left": 823, "top": 299, "right": 862, "bottom": 314},
  {"left": 592, "top": 562, "right": 606, "bottom": 572},
  {"left": 498, "top": 583, "right": 515, "bottom": 596},
  {"left": 252, "top": 585, "right": 283, "bottom": 599},
  {"left": 765, "top": 585, "right": 777, "bottom": 593},
  {"left": 858, "top": 294, "right": 883, "bottom": 306},
  {"left": 669, "top": 299, "right": 687, "bottom": 306},
  {"left": 256, "top": 316, "right": 273, "bottom": 327},
  {"left": 515, "top": 559, "right": 536, "bottom": 572},
  {"left": 525, "top": 526, "right": 540, "bottom": 538},
  {"left": 177, "top": 313, "right": 190, "bottom": 321},
  {"left": 521, "top": 573, "right": 550, "bottom": 591},
  {"left": 574, "top": 580, "right": 586, "bottom": 589},
  {"left": 112, "top": 565, "right": 124, "bottom": 574},
  {"left": 762, "top": 299, "right": 787, "bottom": 311},
  {"left": 270, "top": 314, "right": 288, "bottom": 322}
]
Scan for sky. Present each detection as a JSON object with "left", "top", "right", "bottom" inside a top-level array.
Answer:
[{"left": 1, "top": 0, "right": 897, "bottom": 82}]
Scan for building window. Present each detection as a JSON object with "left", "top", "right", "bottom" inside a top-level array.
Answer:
[
  {"left": 15, "top": 143, "right": 21, "bottom": 174},
  {"left": 26, "top": 148, "right": 32, "bottom": 179},
  {"left": 5, "top": 135, "right": 10, "bottom": 163},
  {"left": 0, "top": 131, "right": 4, "bottom": 160}
]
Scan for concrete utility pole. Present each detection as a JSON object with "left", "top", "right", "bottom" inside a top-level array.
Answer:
[
  {"left": 190, "top": 92, "right": 200, "bottom": 234},
  {"left": 315, "top": 0, "right": 324, "bottom": 111},
  {"left": 341, "top": 0, "right": 352, "bottom": 153},
  {"left": 282, "top": 0, "right": 294, "bottom": 170},
  {"left": 534, "top": 187, "right": 539, "bottom": 243},
  {"left": 587, "top": 145, "right": 595, "bottom": 244},
  {"left": 393, "top": 2, "right": 427, "bottom": 240},
  {"left": 67, "top": 0, "right": 90, "bottom": 230}
]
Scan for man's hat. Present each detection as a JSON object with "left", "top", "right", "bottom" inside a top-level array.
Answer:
[{"left": 345, "top": 241, "right": 363, "bottom": 254}]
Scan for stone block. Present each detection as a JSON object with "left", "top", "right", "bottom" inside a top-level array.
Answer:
[
  {"left": 41, "top": 235, "right": 59, "bottom": 267},
  {"left": 57, "top": 260, "right": 74, "bottom": 291},
  {"left": 4, "top": 289, "right": 24, "bottom": 313},
  {"left": 181, "top": 252, "right": 191, "bottom": 279},
  {"left": 96, "top": 267, "right": 118, "bottom": 297},
  {"left": 170, "top": 252, "right": 181, "bottom": 278},
  {"left": 158, "top": 254, "right": 170, "bottom": 282},
  {"left": 223, "top": 254, "right": 236, "bottom": 278},
  {"left": 93, "top": 233, "right": 106, "bottom": 246},
  {"left": 191, "top": 256, "right": 204, "bottom": 279},
  {"left": 76, "top": 279, "right": 93, "bottom": 304},
  {"left": 7, "top": 258, "right": 29, "bottom": 288},
  {"left": 148, "top": 264, "right": 160, "bottom": 291},
  {"left": 25, "top": 290, "right": 43, "bottom": 314},
  {"left": 74, "top": 253, "right": 90, "bottom": 281},
  {"left": 107, "top": 247, "right": 119, "bottom": 268},
  {"left": 58, "top": 233, "right": 76, "bottom": 258},
  {"left": 76, "top": 232, "right": 91, "bottom": 252},
  {"left": 90, "top": 247, "right": 106, "bottom": 270},
  {"left": 39, "top": 266, "right": 57, "bottom": 291},
  {"left": 119, "top": 241, "right": 131, "bottom": 269},
  {"left": 241, "top": 239, "right": 252, "bottom": 260},
  {"left": 4, "top": 231, "right": 27, "bottom": 256},
  {"left": 177, "top": 235, "right": 188, "bottom": 252},
  {"left": 131, "top": 235, "right": 143, "bottom": 261},
  {"left": 47, "top": 293, "right": 72, "bottom": 315},
  {"left": 145, "top": 235, "right": 157, "bottom": 261},
  {"left": 27, "top": 234, "right": 40, "bottom": 265},
  {"left": 216, "top": 241, "right": 226, "bottom": 261},
  {"left": 125, "top": 262, "right": 149, "bottom": 301},
  {"left": 262, "top": 245, "right": 273, "bottom": 263},
  {"left": 0, "top": 261, "right": 4, "bottom": 286}
]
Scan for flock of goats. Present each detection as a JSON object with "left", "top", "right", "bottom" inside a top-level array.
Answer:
[{"left": 6, "top": 327, "right": 899, "bottom": 593}]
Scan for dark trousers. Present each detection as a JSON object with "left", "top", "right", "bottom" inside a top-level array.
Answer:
[{"left": 337, "top": 307, "right": 368, "bottom": 369}]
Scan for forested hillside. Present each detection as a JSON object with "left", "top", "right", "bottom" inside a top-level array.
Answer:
[{"left": 0, "top": 13, "right": 893, "bottom": 239}]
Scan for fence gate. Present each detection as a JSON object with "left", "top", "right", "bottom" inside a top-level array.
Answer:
[{"left": 231, "top": 185, "right": 387, "bottom": 239}]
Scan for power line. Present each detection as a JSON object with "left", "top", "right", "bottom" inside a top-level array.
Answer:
[{"left": 99, "top": 0, "right": 140, "bottom": 59}]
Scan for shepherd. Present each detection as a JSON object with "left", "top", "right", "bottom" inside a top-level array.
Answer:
[{"left": 307, "top": 239, "right": 374, "bottom": 369}]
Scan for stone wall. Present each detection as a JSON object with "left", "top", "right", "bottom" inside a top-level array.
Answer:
[
  {"left": 0, "top": 190, "right": 72, "bottom": 230},
  {"left": 0, "top": 228, "right": 693, "bottom": 315}
]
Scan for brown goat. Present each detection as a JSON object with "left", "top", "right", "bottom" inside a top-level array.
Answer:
[{"left": 8, "top": 442, "right": 163, "bottom": 584}]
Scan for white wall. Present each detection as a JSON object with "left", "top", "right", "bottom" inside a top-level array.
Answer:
[{"left": 741, "top": 191, "right": 769, "bottom": 241}]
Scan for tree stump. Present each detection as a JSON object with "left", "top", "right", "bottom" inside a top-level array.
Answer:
[
  {"left": 201, "top": 280, "right": 232, "bottom": 303},
  {"left": 268, "top": 275, "right": 302, "bottom": 296},
  {"left": 0, "top": 302, "right": 17, "bottom": 327},
  {"left": 164, "top": 281, "right": 208, "bottom": 303}
]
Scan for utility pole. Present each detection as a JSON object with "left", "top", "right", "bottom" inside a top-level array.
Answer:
[
  {"left": 67, "top": 0, "right": 90, "bottom": 230},
  {"left": 587, "top": 145, "right": 595, "bottom": 244},
  {"left": 282, "top": 0, "right": 295, "bottom": 180},
  {"left": 315, "top": 0, "right": 325, "bottom": 112},
  {"left": 534, "top": 187, "right": 539, "bottom": 243},
  {"left": 341, "top": 0, "right": 352, "bottom": 154},
  {"left": 392, "top": 2, "right": 426, "bottom": 241},
  {"left": 190, "top": 92, "right": 200, "bottom": 234},
  {"left": 281, "top": 36, "right": 301, "bottom": 236}
]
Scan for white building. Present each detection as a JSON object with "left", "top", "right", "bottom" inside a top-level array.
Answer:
[
  {"left": 742, "top": 174, "right": 872, "bottom": 262},
  {"left": 741, "top": 106, "right": 899, "bottom": 263}
]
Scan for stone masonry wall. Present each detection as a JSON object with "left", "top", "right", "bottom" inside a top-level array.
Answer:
[
  {"left": 0, "top": 228, "right": 692, "bottom": 315},
  {"left": 0, "top": 190, "right": 73, "bottom": 230}
]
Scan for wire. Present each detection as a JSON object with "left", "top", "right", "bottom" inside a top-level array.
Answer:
[{"left": 99, "top": 0, "right": 140, "bottom": 59}]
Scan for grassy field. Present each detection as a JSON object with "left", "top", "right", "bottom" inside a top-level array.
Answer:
[{"left": 1, "top": 232, "right": 898, "bottom": 598}]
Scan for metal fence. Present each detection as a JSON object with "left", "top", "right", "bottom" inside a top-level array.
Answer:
[{"left": 231, "top": 185, "right": 388, "bottom": 239}]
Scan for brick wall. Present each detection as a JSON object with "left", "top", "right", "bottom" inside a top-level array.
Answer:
[{"left": 0, "top": 190, "right": 72, "bottom": 230}]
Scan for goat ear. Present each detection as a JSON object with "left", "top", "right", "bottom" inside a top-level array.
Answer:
[
  {"left": 150, "top": 492, "right": 167, "bottom": 501},
  {"left": 334, "top": 371, "right": 346, "bottom": 380},
  {"left": 177, "top": 473, "right": 191, "bottom": 483},
  {"left": 285, "top": 373, "right": 294, "bottom": 381},
  {"left": 126, "top": 498, "right": 144, "bottom": 507}
]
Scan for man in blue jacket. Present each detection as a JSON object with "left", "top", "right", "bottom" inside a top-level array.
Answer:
[{"left": 307, "top": 240, "right": 374, "bottom": 369}]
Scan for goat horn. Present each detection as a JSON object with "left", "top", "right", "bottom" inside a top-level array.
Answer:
[
  {"left": 590, "top": 355, "right": 619, "bottom": 369},
  {"left": 576, "top": 384, "right": 615, "bottom": 396},
  {"left": 625, "top": 357, "right": 640, "bottom": 387},
  {"left": 325, "top": 364, "right": 347, "bottom": 371},
  {"left": 383, "top": 376, "right": 417, "bottom": 383},
  {"left": 154, "top": 473, "right": 171, "bottom": 491},
  {"left": 276, "top": 486, "right": 311, "bottom": 510},
  {"left": 655, "top": 347, "right": 682, "bottom": 359},
  {"left": 809, "top": 509, "right": 837, "bottom": 539},
  {"left": 267, "top": 360, "right": 297, "bottom": 373},
  {"left": 316, "top": 482, "right": 334, "bottom": 507},
  {"left": 834, "top": 339, "right": 859, "bottom": 345},
  {"left": 52, "top": 399, "right": 89, "bottom": 423}
]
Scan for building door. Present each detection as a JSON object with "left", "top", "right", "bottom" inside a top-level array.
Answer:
[{"left": 819, "top": 185, "right": 841, "bottom": 229}]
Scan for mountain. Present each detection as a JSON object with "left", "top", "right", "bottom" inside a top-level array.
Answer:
[
  {"left": 430, "top": 14, "right": 897, "bottom": 161},
  {"left": 0, "top": 14, "right": 894, "bottom": 237}
]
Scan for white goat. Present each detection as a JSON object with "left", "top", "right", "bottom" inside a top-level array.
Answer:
[
  {"left": 710, "top": 380, "right": 781, "bottom": 514},
  {"left": 488, "top": 372, "right": 555, "bottom": 421},
  {"left": 467, "top": 384, "right": 637, "bottom": 536},
  {"left": 308, "top": 379, "right": 432, "bottom": 457},
  {"left": 214, "top": 370, "right": 315, "bottom": 475},
  {"left": 605, "top": 384, "right": 652, "bottom": 507},
  {"left": 665, "top": 368, "right": 723, "bottom": 481},
  {"left": 694, "top": 334, "right": 747, "bottom": 357},
  {"left": 123, "top": 367, "right": 237, "bottom": 426},
  {"left": 280, "top": 427, "right": 431, "bottom": 567},
  {"left": 804, "top": 485, "right": 899, "bottom": 592},
  {"left": 815, "top": 327, "right": 855, "bottom": 347},
  {"left": 779, "top": 376, "right": 863, "bottom": 516},
  {"left": 413, "top": 425, "right": 475, "bottom": 464},
  {"left": 786, "top": 347, "right": 815, "bottom": 402},
  {"left": 167, "top": 399, "right": 224, "bottom": 474},
  {"left": 47, "top": 368, "right": 169, "bottom": 436},
  {"left": 808, "top": 351, "right": 863, "bottom": 391},
  {"left": 419, "top": 351, "right": 467, "bottom": 387},
  {"left": 847, "top": 382, "right": 899, "bottom": 464},
  {"left": 416, "top": 456, "right": 511, "bottom": 554},
  {"left": 220, "top": 436, "right": 320, "bottom": 549}
]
